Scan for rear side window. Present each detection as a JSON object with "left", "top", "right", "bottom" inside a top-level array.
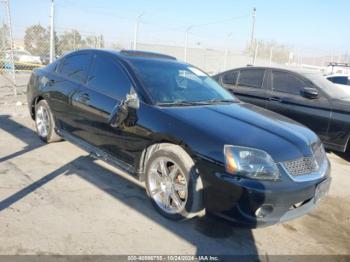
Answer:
[
  {"left": 60, "top": 53, "right": 91, "bottom": 82},
  {"left": 237, "top": 69, "right": 265, "bottom": 88},
  {"left": 272, "top": 71, "right": 306, "bottom": 95},
  {"left": 329, "top": 76, "right": 349, "bottom": 85},
  {"left": 87, "top": 55, "right": 131, "bottom": 99},
  {"left": 222, "top": 70, "right": 238, "bottom": 86}
]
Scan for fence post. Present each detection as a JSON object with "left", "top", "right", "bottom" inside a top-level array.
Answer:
[
  {"left": 184, "top": 26, "right": 192, "bottom": 62},
  {"left": 5, "top": 0, "right": 16, "bottom": 94},
  {"left": 49, "top": 0, "right": 55, "bottom": 63}
]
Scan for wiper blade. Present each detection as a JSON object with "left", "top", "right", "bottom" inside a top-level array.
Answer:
[
  {"left": 157, "top": 101, "right": 211, "bottom": 106},
  {"left": 157, "top": 99, "right": 236, "bottom": 107},
  {"left": 205, "top": 99, "right": 236, "bottom": 104}
]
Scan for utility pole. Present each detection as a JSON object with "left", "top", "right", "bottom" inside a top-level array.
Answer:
[
  {"left": 133, "top": 13, "right": 144, "bottom": 50},
  {"left": 49, "top": 0, "right": 55, "bottom": 63},
  {"left": 252, "top": 42, "right": 259, "bottom": 65},
  {"left": 184, "top": 26, "right": 192, "bottom": 62},
  {"left": 250, "top": 8, "right": 256, "bottom": 50},
  {"left": 224, "top": 32, "right": 232, "bottom": 70},
  {"left": 269, "top": 47, "right": 273, "bottom": 65}
]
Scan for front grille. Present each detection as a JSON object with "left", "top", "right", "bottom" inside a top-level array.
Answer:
[
  {"left": 284, "top": 157, "right": 317, "bottom": 176},
  {"left": 283, "top": 142, "right": 326, "bottom": 177}
]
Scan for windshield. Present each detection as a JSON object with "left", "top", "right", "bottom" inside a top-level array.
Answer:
[
  {"left": 130, "top": 59, "right": 236, "bottom": 105},
  {"left": 306, "top": 73, "right": 350, "bottom": 100}
]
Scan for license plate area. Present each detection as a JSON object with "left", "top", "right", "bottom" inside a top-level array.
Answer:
[{"left": 314, "top": 178, "right": 331, "bottom": 204}]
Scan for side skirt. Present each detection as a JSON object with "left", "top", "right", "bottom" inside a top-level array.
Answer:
[{"left": 56, "top": 129, "right": 137, "bottom": 175}]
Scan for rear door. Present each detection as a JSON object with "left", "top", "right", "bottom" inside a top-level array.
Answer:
[
  {"left": 48, "top": 51, "right": 92, "bottom": 132},
  {"left": 71, "top": 53, "right": 135, "bottom": 163},
  {"left": 221, "top": 68, "right": 269, "bottom": 108},
  {"left": 266, "top": 69, "right": 331, "bottom": 141}
]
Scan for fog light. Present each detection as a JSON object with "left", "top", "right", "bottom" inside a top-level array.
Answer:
[{"left": 255, "top": 205, "right": 274, "bottom": 218}]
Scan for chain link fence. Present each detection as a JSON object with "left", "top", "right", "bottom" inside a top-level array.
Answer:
[{"left": 1, "top": 0, "right": 349, "bottom": 104}]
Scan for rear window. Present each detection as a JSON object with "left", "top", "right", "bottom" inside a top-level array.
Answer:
[
  {"left": 222, "top": 71, "right": 238, "bottom": 86},
  {"left": 60, "top": 53, "right": 91, "bottom": 82},
  {"left": 237, "top": 69, "right": 265, "bottom": 88}
]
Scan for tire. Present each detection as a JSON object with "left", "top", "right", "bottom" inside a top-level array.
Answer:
[
  {"left": 145, "top": 144, "right": 204, "bottom": 220},
  {"left": 35, "top": 99, "right": 61, "bottom": 143}
]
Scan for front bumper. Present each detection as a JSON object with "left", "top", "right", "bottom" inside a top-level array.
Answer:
[{"left": 196, "top": 156, "right": 331, "bottom": 228}]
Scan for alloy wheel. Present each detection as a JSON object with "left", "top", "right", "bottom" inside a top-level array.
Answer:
[
  {"left": 36, "top": 105, "right": 50, "bottom": 137},
  {"left": 148, "top": 157, "right": 188, "bottom": 214}
]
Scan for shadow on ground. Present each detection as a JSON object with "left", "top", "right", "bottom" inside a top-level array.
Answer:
[{"left": 0, "top": 115, "right": 259, "bottom": 257}]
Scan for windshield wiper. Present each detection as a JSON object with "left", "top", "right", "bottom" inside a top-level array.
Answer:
[
  {"left": 157, "top": 101, "right": 211, "bottom": 106},
  {"left": 204, "top": 98, "right": 236, "bottom": 104},
  {"left": 157, "top": 99, "right": 236, "bottom": 107}
]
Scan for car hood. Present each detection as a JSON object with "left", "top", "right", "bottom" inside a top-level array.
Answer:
[{"left": 160, "top": 102, "right": 319, "bottom": 162}]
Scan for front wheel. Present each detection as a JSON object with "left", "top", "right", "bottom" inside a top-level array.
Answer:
[
  {"left": 145, "top": 145, "right": 204, "bottom": 220},
  {"left": 35, "top": 99, "right": 61, "bottom": 143}
]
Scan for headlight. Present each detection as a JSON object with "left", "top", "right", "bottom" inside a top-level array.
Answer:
[{"left": 224, "top": 145, "right": 280, "bottom": 180}]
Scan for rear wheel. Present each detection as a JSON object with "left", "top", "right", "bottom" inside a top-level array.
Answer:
[
  {"left": 35, "top": 100, "right": 61, "bottom": 143},
  {"left": 145, "top": 145, "right": 204, "bottom": 220}
]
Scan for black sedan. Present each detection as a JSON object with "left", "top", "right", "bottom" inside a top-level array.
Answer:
[
  {"left": 27, "top": 50, "right": 331, "bottom": 227},
  {"left": 214, "top": 67, "right": 350, "bottom": 153}
]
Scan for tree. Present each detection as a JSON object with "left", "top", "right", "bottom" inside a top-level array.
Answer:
[
  {"left": 57, "top": 30, "right": 85, "bottom": 55},
  {"left": 84, "top": 35, "right": 98, "bottom": 48},
  {"left": 24, "top": 24, "right": 49, "bottom": 56},
  {"left": 245, "top": 40, "right": 291, "bottom": 64},
  {"left": 99, "top": 34, "right": 105, "bottom": 48},
  {"left": 0, "top": 24, "right": 9, "bottom": 49},
  {"left": 84, "top": 34, "right": 105, "bottom": 48}
]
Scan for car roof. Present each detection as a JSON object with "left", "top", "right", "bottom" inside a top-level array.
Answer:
[
  {"left": 325, "top": 74, "right": 350, "bottom": 78},
  {"left": 219, "top": 65, "right": 322, "bottom": 77},
  {"left": 71, "top": 48, "right": 180, "bottom": 65}
]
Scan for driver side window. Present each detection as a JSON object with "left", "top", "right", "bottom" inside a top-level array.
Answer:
[
  {"left": 272, "top": 71, "right": 306, "bottom": 95},
  {"left": 88, "top": 55, "right": 131, "bottom": 99}
]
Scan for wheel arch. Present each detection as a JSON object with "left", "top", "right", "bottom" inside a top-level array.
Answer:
[
  {"left": 30, "top": 95, "right": 45, "bottom": 120},
  {"left": 346, "top": 134, "right": 350, "bottom": 152},
  {"left": 136, "top": 140, "right": 196, "bottom": 182}
]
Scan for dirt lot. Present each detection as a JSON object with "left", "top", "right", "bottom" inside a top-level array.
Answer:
[{"left": 0, "top": 75, "right": 349, "bottom": 256}]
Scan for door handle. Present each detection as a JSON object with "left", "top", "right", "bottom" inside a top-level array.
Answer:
[
  {"left": 48, "top": 79, "right": 55, "bottom": 86},
  {"left": 269, "top": 96, "right": 282, "bottom": 102},
  {"left": 76, "top": 93, "right": 90, "bottom": 104}
]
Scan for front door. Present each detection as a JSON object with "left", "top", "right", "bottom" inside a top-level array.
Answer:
[
  {"left": 266, "top": 70, "right": 331, "bottom": 142},
  {"left": 71, "top": 53, "right": 137, "bottom": 164}
]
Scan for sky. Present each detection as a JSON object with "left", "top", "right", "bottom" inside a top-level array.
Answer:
[{"left": 6, "top": 0, "right": 350, "bottom": 55}]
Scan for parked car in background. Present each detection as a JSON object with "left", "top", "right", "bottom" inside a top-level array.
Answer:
[
  {"left": 214, "top": 67, "right": 350, "bottom": 153},
  {"left": 5, "top": 50, "right": 42, "bottom": 64},
  {"left": 39, "top": 55, "right": 50, "bottom": 65},
  {"left": 27, "top": 50, "right": 331, "bottom": 227},
  {"left": 325, "top": 74, "right": 350, "bottom": 87}
]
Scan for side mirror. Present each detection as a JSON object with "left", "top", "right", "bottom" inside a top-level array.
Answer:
[
  {"left": 302, "top": 87, "right": 319, "bottom": 99},
  {"left": 109, "top": 89, "right": 139, "bottom": 128},
  {"left": 125, "top": 92, "right": 140, "bottom": 110}
]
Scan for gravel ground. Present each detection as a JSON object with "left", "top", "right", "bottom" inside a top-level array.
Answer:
[{"left": 0, "top": 75, "right": 349, "bottom": 256}]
